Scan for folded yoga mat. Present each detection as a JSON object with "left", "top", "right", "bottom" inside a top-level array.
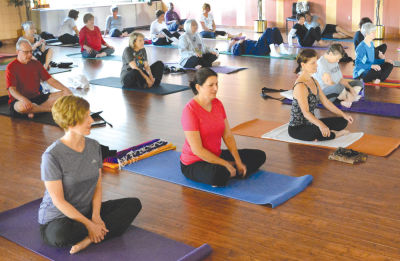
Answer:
[
  {"left": 0, "top": 199, "right": 212, "bottom": 261},
  {"left": 219, "top": 50, "right": 296, "bottom": 60},
  {"left": 66, "top": 53, "right": 122, "bottom": 61},
  {"left": 280, "top": 92, "right": 400, "bottom": 118},
  {"left": 0, "top": 99, "right": 57, "bottom": 126},
  {"left": 321, "top": 37, "right": 353, "bottom": 42},
  {"left": 89, "top": 77, "right": 190, "bottom": 95},
  {"left": 231, "top": 119, "right": 400, "bottom": 156},
  {"left": 123, "top": 150, "right": 313, "bottom": 207}
]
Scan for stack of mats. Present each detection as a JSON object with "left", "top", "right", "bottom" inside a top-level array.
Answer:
[{"left": 103, "top": 139, "right": 176, "bottom": 170}]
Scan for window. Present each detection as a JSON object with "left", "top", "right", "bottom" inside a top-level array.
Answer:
[{"left": 46, "top": 0, "right": 142, "bottom": 9}]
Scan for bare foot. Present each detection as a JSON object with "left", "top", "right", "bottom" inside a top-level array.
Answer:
[
  {"left": 332, "top": 129, "right": 350, "bottom": 138},
  {"left": 27, "top": 113, "right": 34, "bottom": 119},
  {"left": 95, "top": 52, "right": 107, "bottom": 58},
  {"left": 340, "top": 100, "right": 352, "bottom": 108},
  {"left": 194, "top": 65, "right": 202, "bottom": 70},
  {"left": 373, "top": 79, "right": 381, "bottom": 84},
  {"left": 70, "top": 237, "right": 92, "bottom": 254},
  {"left": 211, "top": 61, "right": 221, "bottom": 67}
]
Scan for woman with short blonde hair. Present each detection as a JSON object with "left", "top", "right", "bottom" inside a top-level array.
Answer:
[{"left": 39, "top": 95, "right": 142, "bottom": 254}]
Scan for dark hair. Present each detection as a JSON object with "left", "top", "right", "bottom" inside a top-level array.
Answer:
[
  {"left": 296, "top": 13, "right": 306, "bottom": 20},
  {"left": 327, "top": 43, "right": 345, "bottom": 57},
  {"left": 68, "top": 9, "right": 79, "bottom": 20},
  {"left": 155, "top": 10, "right": 165, "bottom": 18},
  {"left": 295, "top": 49, "right": 317, "bottom": 74},
  {"left": 359, "top": 17, "right": 372, "bottom": 29},
  {"left": 189, "top": 68, "right": 218, "bottom": 95},
  {"left": 83, "top": 13, "right": 94, "bottom": 24}
]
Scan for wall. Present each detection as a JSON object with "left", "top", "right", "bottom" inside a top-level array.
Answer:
[
  {"left": 169, "top": 0, "right": 399, "bottom": 39},
  {"left": 0, "top": 2, "right": 27, "bottom": 40}
]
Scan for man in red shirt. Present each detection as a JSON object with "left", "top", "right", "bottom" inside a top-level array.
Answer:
[{"left": 6, "top": 39, "right": 72, "bottom": 118}]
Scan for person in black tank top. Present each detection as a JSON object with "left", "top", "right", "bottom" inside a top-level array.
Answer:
[
  {"left": 288, "top": 49, "right": 354, "bottom": 141},
  {"left": 287, "top": 13, "right": 327, "bottom": 47}
]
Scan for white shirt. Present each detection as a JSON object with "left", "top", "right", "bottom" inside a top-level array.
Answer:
[
  {"left": 150, "top": 19, "right": 168, "bottom": 42},
  {"left": 58, "top": 17, "right": 76, "bottom": 36},
  {"left": 200, "top": 13, "right": 214, "bottom": 30}
]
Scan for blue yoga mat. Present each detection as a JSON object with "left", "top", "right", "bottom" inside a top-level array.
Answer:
[
  {"left": 89, "top": 77, "right": 190, "bottom": 95},
  {"left": 66, "top": 53, "right": 122, "bottom": 61},
  {"left": 282, "top": 98, "right": 400, "bottom": 118},
  {"left": 0, "top": 199, "right": 212, "bottom": 261},
  {"left": 123, "top": 150, "right": 313, "bottom": 207},
  {"left": 322, "top": 37, "right": 353, "bottom": 42},
  {"left": 145, "top": 44, "right": 179, "bottom": 49},
  {"left": 219, "top": 51, "right": 296, "bottom": 60}
]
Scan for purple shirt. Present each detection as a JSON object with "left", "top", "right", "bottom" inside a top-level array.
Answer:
[{"left": 165, "top": 10, "right": 180, "bottom": 22}]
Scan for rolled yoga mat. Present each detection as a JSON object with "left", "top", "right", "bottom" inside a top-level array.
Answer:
[
  {"left": 0, "top": 53, "right": 17, "bottom": 59},
  {"left": 280, "top": 91, "right": 400, "bottom": 118},
  {"left": 123, "top": 150, "right": 313, "bottom": 207},
  {"left": 231, "top": 119, "right": 400, "bottom": 157},
  {"left": 0, "top": 199, "right": 212, "bottom": 261},
  {"left": 89, "top": 77, "right": 190, "bottom": 95},
  {"left": 219, "top": 50, "right": 297, "bottom": 60},
  {"left": 66, "top": 53, "right": 122, "bottom": 61}
]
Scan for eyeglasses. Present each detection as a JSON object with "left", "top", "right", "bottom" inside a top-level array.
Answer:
[{"left": 18, "top": 50, "right": 33, "bottom": 54}]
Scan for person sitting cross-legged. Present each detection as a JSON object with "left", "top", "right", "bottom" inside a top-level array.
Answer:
[{"left": 6, "top": 39, "right": 72, "bottom": 119}]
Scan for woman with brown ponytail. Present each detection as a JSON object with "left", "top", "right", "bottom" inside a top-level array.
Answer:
[{"left": 288, "top": 49, "right": 353, "bottom": 141}]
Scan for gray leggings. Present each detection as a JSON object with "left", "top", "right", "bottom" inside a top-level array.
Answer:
[{"left": 323, "top": 80, "right": 363, "bottom": 102}]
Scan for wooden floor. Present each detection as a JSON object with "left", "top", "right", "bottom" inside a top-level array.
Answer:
[{"left": 1, "top": 29, "right": 400, "bottom": 260}]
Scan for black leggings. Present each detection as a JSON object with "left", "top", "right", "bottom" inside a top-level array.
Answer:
[
  {"left": 299, "top": 27, "right": 322, "bottom": 47},
  {"left": 153, "top": 29, "right": 180, "bottom": 45},
  {"left": 122, "top": 61, "right": 164, "bottom": 88},
  {"left": 58, "top": 34, "right": 79, "bottom": 44},
  {"left": 288, "top": 117, "right": 348, "bottom": 141},
  {"left": 40, "top": 198, "right": 142, "bottom": 247},
  {"left": 183, "top": 53, "right": 218, "bottom": 68},
  {"left": 361, "top": 62, "right": 393, "bottom": 83},
  {"left": 180, "top": 149, "right": 266, "bottom": 187}
]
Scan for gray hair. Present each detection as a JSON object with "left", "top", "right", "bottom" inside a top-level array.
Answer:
[
  {"left": 184, "top": 19, "right": 197, "bottom": 34},
  {"left": 361, "top": 22, "right": 376, "bottom": 37},
  {"left": 111, "top": 5, "right": 118, "bottom": 12},
  {"left": 22, "top": 21, "right": 34, "bottom": 31},
  {"left": 16, "top": 38, "right": 31, "bottom": 50}
]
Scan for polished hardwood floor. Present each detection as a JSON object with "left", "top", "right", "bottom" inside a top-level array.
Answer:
[{"left": 1, "top": 29, "right": 400, "bottom": 260}]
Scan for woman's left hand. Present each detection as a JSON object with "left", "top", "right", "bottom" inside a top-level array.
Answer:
[
  {"left": 343, "top": 113, "right": 353, "bottom": 124},
  {"left": 236, "top": 161, "right": 247, "bottom": 178}
]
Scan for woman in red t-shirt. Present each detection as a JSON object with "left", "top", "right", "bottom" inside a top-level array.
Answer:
[
  {"left": 79, "top": 13, "right": 114, "bottom": 58},
  {"left": 180, "top": 68, "right": 266, "bottom": 187}
]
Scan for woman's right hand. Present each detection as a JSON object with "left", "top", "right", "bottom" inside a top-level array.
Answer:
[
  {"left": 86, "top": 221, "right": 109, "bottom": 243},
  {"left": 318, "top": 123, "right": 331, "bottom": 138}
]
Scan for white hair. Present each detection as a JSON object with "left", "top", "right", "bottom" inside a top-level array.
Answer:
[
  {"left": 184, "top": 19, "right": 197, "bottom": 34},
  {"left": 16, "top": 38, "right": 31, "bottom": 50},
  {"left": 22, "top": 21, "right": 34, "bottom": 32},
  {"left": 361, "top": 22, "right": 376, "bottom": 37}
]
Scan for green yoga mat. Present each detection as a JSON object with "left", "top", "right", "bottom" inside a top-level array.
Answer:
[
  {"left": 219, "top": 51, "right": 296, "bottom": 60},
  {"left": 66, "top": 53, "right": 122, "bottom": 61},
  {"left": 90, "top": 77, "right": 190, "bottom": 95}
]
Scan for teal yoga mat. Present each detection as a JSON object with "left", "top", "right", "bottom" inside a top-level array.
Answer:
[
  {"left": 89, "top": 77, "right": 190, "bottom": 95},
  {"left": 219, "top": 51, "right": 296, "bottom": 60},
  {"left": 66, "top": 53, "right": 122, "bottom": 61},
  {"left": 322, "top": 37, "right": 353, "bottom": 42},
  {"left": 145, "top": 44, "right": 179, "bottom": 49},
  {"left": 123, "top": 150, "right": 313, "bottom": 207}
]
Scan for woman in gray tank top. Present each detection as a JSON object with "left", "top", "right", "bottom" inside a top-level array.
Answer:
[{"left": 288, "top": 49, "right": 354, "bottom": 141}]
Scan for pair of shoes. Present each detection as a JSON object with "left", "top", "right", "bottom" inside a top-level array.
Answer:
[
  {"left": 170, "top": 66, "right": 186, "bottom": 73},
  {"left": 163, "top": 66, "right": 171, "bottom": 74},
  {"left": 49, "top": 61, "right": 58, "bottom": 67}
]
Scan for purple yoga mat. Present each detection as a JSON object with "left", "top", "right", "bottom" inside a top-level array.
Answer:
[
  {"left": 281, "top": 98, "right": 400, "bottom": 118},
  {"left": 0, "top": 199, "right": 212, "bottom": 261}
]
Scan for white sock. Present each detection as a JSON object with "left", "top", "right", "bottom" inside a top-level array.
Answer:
[
  {"left": 353, "top": 86, "right": 362, "bottom": 95},
  {"left": 269, "top": 44, "right": 280, "bottom": 57},
  {"left": 279, "top": 43, "right": 290, "bottom": 55}
]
